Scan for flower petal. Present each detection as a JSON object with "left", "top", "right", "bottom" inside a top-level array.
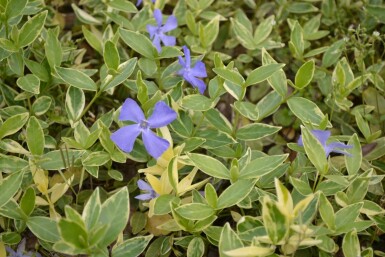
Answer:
[
  {"left": 146, "top": 24, "right": 157, "bottom": 39},
  {"left": 178, "top": 56, "right": 186, "bottom": 68},
  {"left": 110, "top": 124, "right": 141, "bottom": 153},
  {"left": 311, "top": 130, "right": 331, "bottom": 146},
  {"left": 190, "top": 60, "right": 207, "bottom": 77},
  {"left": 137, "top": 179, "right": 153, "bottom": 191},
  {"left": 159, "top": 34, "right": 176, "bottom": 47},
  {"left": 162, "top": 15, "right": 178, "bottom": 32},
  {"left": 142, "top": 129, "right": 170, "bottom": 159},
  {"left": 148, "top": 101, "right": 177, "bottom": 128},
  {"left": 326, "top": 142, "right": 353, "bottom": 156},
  {"left": 182, "top": 45, "right": 191, "bottom": 68},
  {"left": 184, "top": 73, "right": 206, "bottom": 94},
  {"left": 119, "top": 98, "right": 145, "bottom": 123},
  {"left": 153, "top": 9, "right": 163, "bottom": 27},
  {"left": 152, "top": 35, "right": 162, "bottom": 53},
  {"left": 136, "top": 0, "right": 143, "bottom": 6},
  {"left": 135, "top": 193, "right": 154, "bottom": 201}
]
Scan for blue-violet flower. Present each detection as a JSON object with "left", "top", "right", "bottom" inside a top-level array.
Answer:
[
  {"left": 6, "top": 238, "right": 42, "bottom": 257},
  {"left": 135, "top": 179, "right": 159, "bottom": 200},
  {"left": 146, "top": 9, "right": 177, "bottom": 52},
  {"left": 298, "top": 129, "right": 352, "bottom": 157},
  {"left": 177, "top": 45, "right": 207, "bottom": 94},
  {"left": 111, "top": 98, "right": 177, "bottom": 159}
]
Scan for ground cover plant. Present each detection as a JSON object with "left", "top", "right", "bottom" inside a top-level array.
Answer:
[{"left": 0, "top": 0, "right": 385, "bottom": 256}]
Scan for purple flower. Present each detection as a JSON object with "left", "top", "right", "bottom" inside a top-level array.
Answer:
[
  {"left": 6, "top": 238, "right": 42, "bottom": 257},
  {"left": 135, "top": 179, "right": 159, "bottom": 200},
  {"left": 146, "top": 9, "right": 177, "bottom": 52},
  {"left": 111, "top": 98, "right": 177, "bottom": 159},
  {"left": 298, "top": 130, "right": 352, "bottom": 157},
  {"left": 137, "top": 0, "right": 155, "bottom": 6},
  {"left": 177, "top": 46, "right": 207, "bottom": 94}
]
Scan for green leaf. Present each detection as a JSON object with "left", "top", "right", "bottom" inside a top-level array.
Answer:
[
  {"left": 71, "top": 4, "right": 101, "bottom": 25},
  {"left": 0, "top": 171, "right": 24, "bottom": 208},
  {"left": 82, "top": 188, "right": 101, "bottom": 231},
  {"left": 289, "top": 21, "right": 304, "bottom": 58},
  {"left": 287, "top": 97, "right": 331, "bottom": 127},
  {"left": 119, "top": 28, "right": 158, "bottom": 59},
  {"left": 301, "top": 126, "right": 328, "bottom": 174},
  {"left": 153, "top": 195, "right": 178, "bottom": 215},
  {"left": 5, "top": 0, "right": 27, "bottom": 18},
  {"left": 254, "top": 16, "right": 275, "bottom": 45},
  {"left": 262, "top": 197, "right": 289, "bottom": 244},
  {"left": 65, "top": 86, "right": 85, "bottom": 124},
  {"left": 104, "top": 40, "right": 120, "bottom": 71},
  {"left": 0, "top": 38, "right": 18, "bottom": 52},
  {"left": 107, "top": 0, "right": 137, "bottom": 13},
  {"left": 335, "top": 203, "right": 363, "bottom": 232},
  {"left": 234, "top": 101, "right": 259, "bottom": 121},
  {"left": 181, "top": 95, "right": 215, "bottom": 111},
  {"left": 27, "top": 216, "right": 60, "bottom": 243},
  {"left": 261, "top": 48, "right": 287, "bottom": 97},
  {"left": 205, "top": 183, "right": 218, "bottom": 209},
  {"left": 188, "top": 153, "right": 230, "bottom": 179},
  {"left": 20, "top": 188, "right": 35, "bottom": 217},
  {"left": 17, "top": 11, "right": 47, "bottom": 47},
  {"left": 199, "top": 17, "right": 219, "bottom": 48},
  {"left": 236, "top": 123, "right": 281, "bottom": 141},
  {"left": 345, "top": 134, "right": 361, "bottom": 175},
  {"left": 45, "top": 28, "right": 62, "bottom": 69},
  {"left": 219, "top": 223, "right": 244, "bottom": 257},
  {"left": 0, "top": 112, "right": 29, "bottom": 140},
  {"left": 213, "top": 67, "right": 245, "bottom": 86},
  {"left": 216, "top": 179, "right": 255, "bottom": 209},
  {"left": 32, "top": 96, "right": 52, "bottom": 116},
  {"left": 245, "top": 63, "right": 285, "bottom": 87},
  {"left": 58, "top": 219, "right": 88, "bottom": 249},
  {"left": 98, "top": 187, "right": 130, "bottom": 246},
  {"left": 205, "top": 108, "right": 232, "bottom": 135},
  {"left": 287, "top": 2, "right": 318, "bottom": 13},
  {"left": 56, "top": 67, "right": 97, "bottom": 91},
  {"left": 342, "top": 229, "right": 360, "bottom": 257},
  {"left": 322, "top": 40, "right": 345, "bottom": 68},
  {"left": 294, "top": 60, "right": 315, "bottom": 89},
  {"left": 318, "top": 193, "right": 335, "bottom": 230},
  {"left": 231, "top": 18, "right": 256, "bottom": 50},
  {"left": 367, "top": 5, "right": 385, "bottom": 23},
  {"left": 239, "top": 154, "right": 288, "bottom": 179},
  {"left": 102, "top": 58, "right": 137, "bottom": 91},
  {"left": 175, "top": 203, "right": 215, "bottom": 220},
  {"left": 112, "top": 235, "right": 153, "bottom": 257},
  {"left": 187, "top": 237, "right": 205, "bottom": 257},
  {"left": 16, "top": 74, "right": 40, "bottom": 94},
  {"left": 82, "top": 26, "right": 103, "bottom": 54},
  {"left": 82, "top": 151, "right": 110, "bottom": 166},
  {"left": 26, "top": 116, "right": 44, "bottom": 155}
]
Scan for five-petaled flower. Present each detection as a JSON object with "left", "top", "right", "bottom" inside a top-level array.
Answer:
[
  {"left": 136, "top": 0, "right": 155, "bottom": 6},
  {"left": 298, "top": 129, "right": 352, "bottom": 157},
  {"left": 110, "top": 98, "right": 177, "bottom": 159},
  {"left": 135, "top": 179, "right": 159, "bottom": 200},
  {"left": 177, "top": 45, "right": 207, "bottom": 94},
  {"left": 147, "top": 9, "right": 177, "bottom": 52}
]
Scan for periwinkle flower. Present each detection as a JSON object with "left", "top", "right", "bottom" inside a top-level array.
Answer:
[
  {"left": 136, "top": 0, "right": 155, "bottom": 6},
  {"left": 135, "top": 179, "right": 159, "bottom": 200},
  {"left": 6, "top": 238, "right": 42, "bottom": 257},
  {"left": 111, "top": 98, "right": 177, "bottom": 159},
  {"left": 298, "top": 129, "right": 352, "bottom": 157},
  {"left": 146, "top": 9, "right": 177, "bottom": 52},
  {"left": 177, "top": 45, "right": 207, "bottom": 94}
]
